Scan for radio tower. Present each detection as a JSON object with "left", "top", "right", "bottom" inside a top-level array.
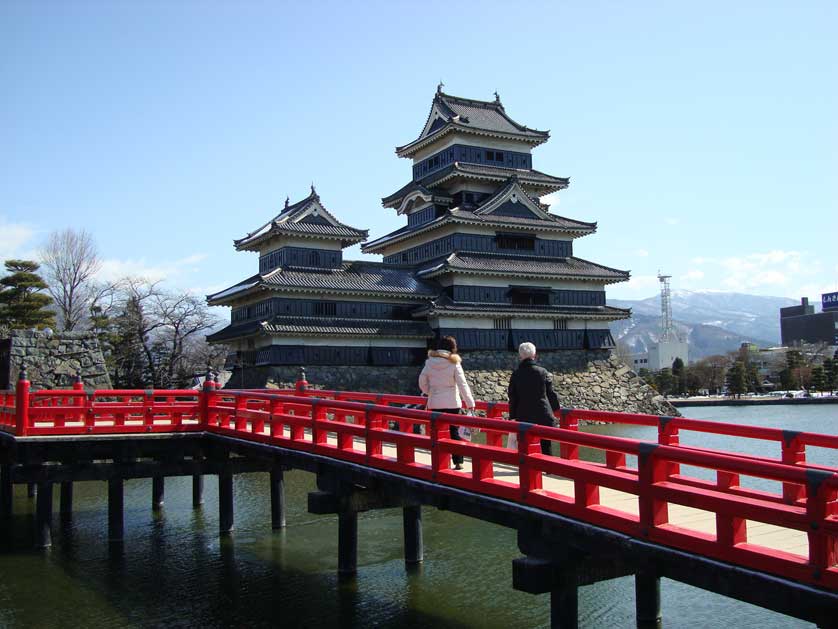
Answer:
[{"left": 658, "top": 272, "right": 674, "bottom": 341}]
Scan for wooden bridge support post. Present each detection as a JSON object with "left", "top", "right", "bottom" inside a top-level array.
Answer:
[
  {"left": 0, "top": 464, "right": 12, "bottom": 521},
  {"left": 403, "top": 505, "right": 423, "bottom": 565},
  {"left": 192, "top": 475, "right": 204, "bottom": 508},
  {"left": 338, "top": 510, "right": 358, "bottom": 576},
  {"left": 152, "top": 476, "right": 164, "bottom": 510},
  {"left": 219, "top": 470, "right": 234, "bottom": 535},
  {"left": 270, "top": 468, "right": 286, "bottom": 529},
  {"left": 635, "top": 570, "right": 662, "bottom": 629},
  {"left": 550, "top": 581, "right": 578, "bottom": 629},
  {"left": 108, "top": 478, "right": 124, "bottom": 541},
  {"left": 59, "top": 481, "right": 73, "bottom": 517},
  {"left": 35, "top": 481, "right": 53, "bottom": 548}
]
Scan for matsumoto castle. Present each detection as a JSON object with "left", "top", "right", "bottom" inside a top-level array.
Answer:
[{"left": 208, "top": 88, "right": 631, "bottom": 370}]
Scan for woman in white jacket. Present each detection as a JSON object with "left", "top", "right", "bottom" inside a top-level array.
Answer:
[{"left": 418, "top": 336, "right": 475, "bottom": 470}]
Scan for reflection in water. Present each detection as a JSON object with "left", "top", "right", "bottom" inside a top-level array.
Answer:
[{"left": 0, "top": 405, "right": 830, "bottom": 627}]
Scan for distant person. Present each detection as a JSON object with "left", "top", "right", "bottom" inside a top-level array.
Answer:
[
  {"left": 507, "top": 342, "right": 561, "bottom": 455},
  {"left": 418, "top": 335, "right": 475, "bottom": 470}
]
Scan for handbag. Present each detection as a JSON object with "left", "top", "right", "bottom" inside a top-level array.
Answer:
[
  {"left": 507, "top": 431, "right": 517, "bottom": 450},
  {"left": 457, "top": 408, "right": 475, "bottom": 441}
]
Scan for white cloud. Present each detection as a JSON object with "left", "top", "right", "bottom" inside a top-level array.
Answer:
[
  {"left": 0, "top": 218, "right": 37, "bottom": 261},
  {"left": 635, "top": 249, "right": 649, "bottom": 257},
  {"left": 664, "top": 217, "right": 680, "bottom": 225},
  {"left": 540, "top": 192, "right": 561, "bottom": 207},
  {"left": 682, "top": 270, "right": 705, "bottom": 282},
  {"left": 716, "top": 250, "right": 822, "bottom": 295},
  {"left": 97, "top": 253, "right": 208, "bottom": 284}
]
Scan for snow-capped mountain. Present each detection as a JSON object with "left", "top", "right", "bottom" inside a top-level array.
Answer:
[{"left": 608, "top": 291, "right": 797, "bottom": 360}]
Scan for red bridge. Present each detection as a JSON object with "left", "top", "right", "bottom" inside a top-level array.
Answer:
[{"left": 1, "top": 369, "right": 836, "bottom": 628}]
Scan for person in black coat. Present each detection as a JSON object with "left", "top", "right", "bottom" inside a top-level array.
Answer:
[{"left": 507, "top": 342, "right": 561, "bottom": 455}]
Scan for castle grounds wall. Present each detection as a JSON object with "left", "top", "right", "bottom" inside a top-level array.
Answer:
[
  {"left": 232, "top": 349, "right": 677, "bottom": 416},
  {"left": 2, "top": 330, "right": 111, "bottom": 391}
]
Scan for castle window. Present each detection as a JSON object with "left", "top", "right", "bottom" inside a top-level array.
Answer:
[
  {"left": 496, "top": 234, "right": 535, "bottom": 251},
  {"left": 314, "top": 302, "right": 337, "bottom": 316},
  {"left": 554, "top": 320, "right": 568, "bottom": 330},
  {"left": 493, "top": 318, "right": 512, "bottom": 330}
]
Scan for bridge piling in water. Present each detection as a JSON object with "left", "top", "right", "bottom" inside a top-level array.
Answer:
[
  {"left": 403, "top": 505, "right": 423, "bottom": 565},
  {"left": 152, "top": 476, "right": 164, "bottom": 510},
  {"left": 192, "top": 474, "right": 204, "bottom": 507},
  {"left": 635, "top": 570, "right": 662, "bottom": 629},
  {"left": 59, "top": 481, "right": 73, "bottom": 517},
  {"left": 108, "top": 478, "right": 124, "bottom": 541},
  {"left": 35, "top": 480, "right": 52, "bottom": 548},
  {"left": 338, "top": 511, "right": 358, "bottom": 576},
  {"left": 270, "top": 467, "right": 286, "bottom": 529},
  {"left": 0, "top": 464, "right": 12, "bottom": 521},
  {"left": 219, "top": 469, "right": 234, "bottom": 534}
]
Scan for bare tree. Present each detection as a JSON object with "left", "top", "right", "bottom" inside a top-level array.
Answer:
[
  {"left": 151, "top": 292, "right": 218, "bottom": 386},
  {"left": 39, "top": 229, "right": 101, "bottom": 331}
]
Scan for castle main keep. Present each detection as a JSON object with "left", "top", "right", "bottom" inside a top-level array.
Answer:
[{"left": 206, "top": 89, "right": 671, "bottom": 413}]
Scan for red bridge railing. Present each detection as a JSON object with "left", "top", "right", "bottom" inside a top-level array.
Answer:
[{"left": 2, "top": 369, "right": 836, "bottom": 590}]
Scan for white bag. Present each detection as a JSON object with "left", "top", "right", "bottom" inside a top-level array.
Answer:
[
  {"left": 507, "top": 432, "right": 518, "bottom": 450},
  {"left": 457, "top": 425, "right": 473, "bottom": 441}
]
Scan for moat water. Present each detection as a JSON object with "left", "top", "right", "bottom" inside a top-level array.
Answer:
[{"left": 0, "top": 405, "right": 835, "bottom": 628}]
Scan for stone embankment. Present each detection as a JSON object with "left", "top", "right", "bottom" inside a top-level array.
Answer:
[
  {"left": 238, "top": 349, "right": 677, "bottom": 417},
  {"left": 1, "top": 329, "right": 111, "bottom": 391}
]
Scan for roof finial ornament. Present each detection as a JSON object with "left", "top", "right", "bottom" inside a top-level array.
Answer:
[
  {"left": 284, "top": 196, "right": 289, "bottom": 209},
  {"left": 437, "top": 81, "right": 444, "bottom": 94},
  {"left": 494, "top": 90, "right": 502, "bottom": 105},
  {"left": 310, "top": 182, "right": 317, "bottom": 197}
]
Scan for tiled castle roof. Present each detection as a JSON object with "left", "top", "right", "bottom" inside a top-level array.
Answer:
[
  {"left": 207, "top": 261, "right": 438, "bottom": 305},
  {"left": 235, "top": 188, "right": 368, "bottom": 251},
  {"left": 396, "top": 90, "right": 550, "bottom": 157},
  {"left": 382, "top": 163, "right": 568, "bottom": 208},
  {"left": 207, "top": 316, "right": 433, "bottom": 342},
  {"left": 416, "top": 252, "right": 630, "bottom": 284}
]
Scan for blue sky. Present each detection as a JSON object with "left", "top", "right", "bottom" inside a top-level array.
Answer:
[{"left": 2, "top": 1, "right": 836, "bottom": 304}]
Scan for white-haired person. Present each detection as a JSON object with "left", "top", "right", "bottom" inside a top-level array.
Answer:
[
  {"left": 418, "top": 335, "right": 475, "bottom": 470},
  {"left": 507, "top": 342, "right": 561, "bottom": 455}
]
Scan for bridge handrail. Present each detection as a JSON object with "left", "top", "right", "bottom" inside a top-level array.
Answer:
[
  {"left": 204, "top": 389, "right": 838, "bottom": 589},
  {"left": 4, "top": 374, "right": 838, "bottom": 590}
]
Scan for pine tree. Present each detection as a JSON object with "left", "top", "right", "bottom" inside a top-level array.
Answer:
[
  {"left": 726, "top": 362, "right": 747, "bottom": 398},
  {"left": 822, "top": 358, "right": 836, "bottom": 394},
  {"left": 0, "top": 259, "right": 55, "bottom": 330},
  {"left": 656, "top": 368, "right": 674, "bottom": 396},
  {"left": 672, "top": 358, "right": 686, "bottom": 396},
  {"left": 811, "top": 366, "right": 826, "bottom": 393}
]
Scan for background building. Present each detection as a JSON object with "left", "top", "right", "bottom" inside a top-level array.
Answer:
[{"left": 780, "top": 294, "right": 838, "bottom": 347}]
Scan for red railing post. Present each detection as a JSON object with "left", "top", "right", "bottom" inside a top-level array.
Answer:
[
  {"left": 200, "top": 370, "right": 213, "bottom": 428},
  {"left": 234, "top": 393, "right": 247, "bottom": 431},
  {"left": 295, "top": 367, "right": 308, "bottom": 397},
  {"left": 805, "top": 472, "right": 837, "bottom": 581},
  {"left": 15, "top": 364, "right": 30, "bottom": 436},
  {"left": 558, "top": 408, "right": 578, "bottom": 460},
  {"left": 716, "top": 471, "right": 746, "bottom": 547},
  {"left": 782, "top": 431, "right": 806, "bottom": 504},
  {"left": 658, "top": 417, "right": 680, "bottom": 478},
  {"left": 519, "top": 424, "right": 542, "bottom": 500},
  {"left": 638, "top": 443, "right": 669, "bottom": 537}
]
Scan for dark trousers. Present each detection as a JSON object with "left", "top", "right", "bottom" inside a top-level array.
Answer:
[
  {"left": 436, "top": 408, "right": 464, "bottom": 466},
  {"left": 540, "top": 439, "right": 551, "bottom": 456}
]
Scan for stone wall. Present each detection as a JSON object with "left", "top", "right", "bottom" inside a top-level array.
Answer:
[
  {"left": 1, "top": 330, "right": 111, "bottom": 391},
  {"left": 230, "top": 349, "right": 676, "bottom": 416}
]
